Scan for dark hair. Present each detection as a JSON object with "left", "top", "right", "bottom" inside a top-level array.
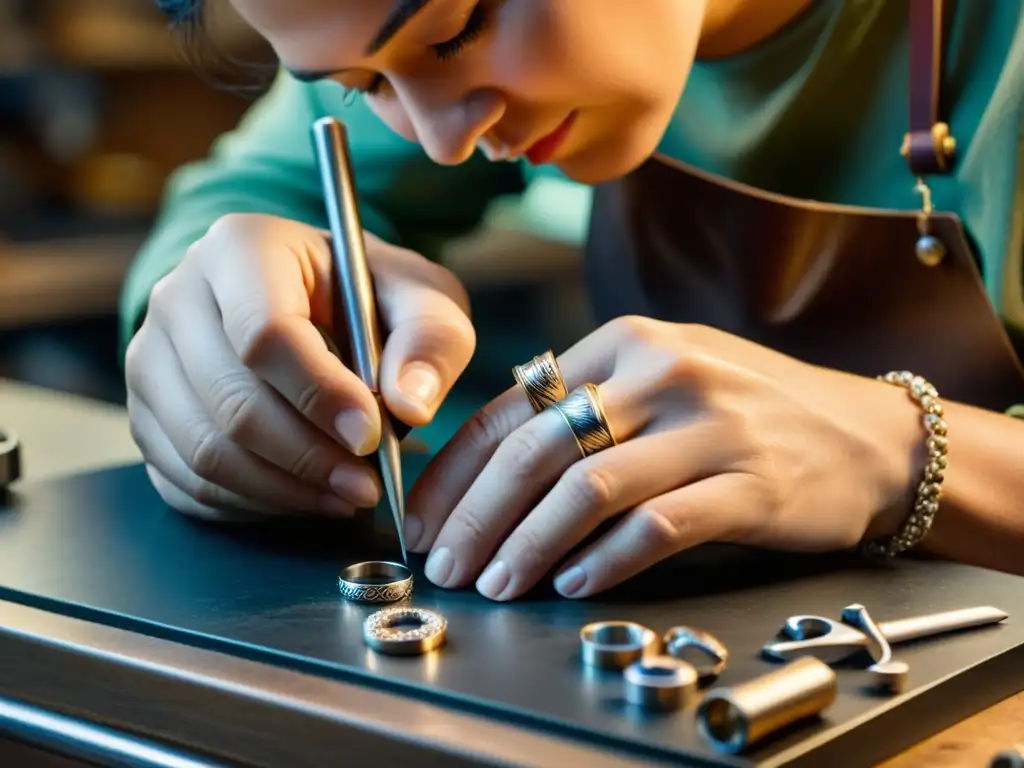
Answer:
[
  {"left": 154, "top": 0, "right": 204, "bottom": 26},
  {"left": 154, "top": 0, "right": 275, "bottom": 96}
]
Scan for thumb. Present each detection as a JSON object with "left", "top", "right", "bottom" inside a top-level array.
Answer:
[{"left": 373, "top": 244, "right": 476, "bottom": 426}]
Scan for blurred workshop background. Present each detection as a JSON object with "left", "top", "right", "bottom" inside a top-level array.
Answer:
[{"left": 0, "top": 0, "right": 594, "bottom": 414}]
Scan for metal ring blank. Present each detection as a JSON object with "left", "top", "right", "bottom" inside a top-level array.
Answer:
[
  {"left": 338, "top": 561, "right": 413, "bottom": 604},
  {"left": 624, "top": 656, "right": 700, "bottom": 711},
  {"left": 664, "top": 626, "right": 729, "bottom": 679},
  {"left": 580, "top": 621, "right": 660, "bottom": 670},
  {"left": 363, "top": 607, "right": 447, "bottom": 656}
]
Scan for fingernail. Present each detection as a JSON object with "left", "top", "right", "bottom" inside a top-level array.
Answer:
[
  {"left": 328, "top": 465, "right": 381, "bottom": 509},
  {"left": 476, "top": 560, "right": 510, "bottom": 600},
  {"left": 335, "top": 410, "right": 375, "bottom": 455},
  {"left": 554, "top": 565, "right": 587, "bottom": 597},
  {"left": 424, "top": 546, "right": 455, "bottom": 586},
  {"left": 318, "top": 495, "right": 354, "bottom": 517},
  {"left": 398, "top": 362, "right": 441, "bottom": 412},
  {"left": 403, "top": 513, "right": 423, "bottom": 550}
]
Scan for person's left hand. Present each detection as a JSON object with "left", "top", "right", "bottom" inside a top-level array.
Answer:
[{"left": 404, "top": 316, "right": 924, "bottom": 600}]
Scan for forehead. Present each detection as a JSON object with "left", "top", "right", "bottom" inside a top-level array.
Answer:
[{"left": 229, "top": 0, "right": 445, "bottom": 68}]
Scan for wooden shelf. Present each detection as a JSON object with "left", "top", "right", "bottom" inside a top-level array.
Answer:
[{"left": 0, "top": 233, "right": 144, "bottom": 327}]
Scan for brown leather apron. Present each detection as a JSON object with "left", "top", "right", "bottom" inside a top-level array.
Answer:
[{"left": 583, "top": 0, "right": 1024, "bottom": 413}]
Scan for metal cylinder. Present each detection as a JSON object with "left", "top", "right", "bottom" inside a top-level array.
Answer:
[
  {"left": 989, "top": 748, "right": 1024, "bottom": 768},
  {"left": 624, "top": 656, "right": 699, "bottom": 712},
  {"left": 579, "top": 621, "right": 660, "bottom": 670},
  {"left": 0, "top": 428, "right": 20, "bottom": 490},
  {"left": 696, "top": 656, "right": 837, "bottom": 754}
]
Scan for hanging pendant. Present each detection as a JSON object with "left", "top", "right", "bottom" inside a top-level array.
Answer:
[
  {"left": 913, "top": 177, "right": 945, "bottom": 267},
  {"left": 915, "top": 233, "right": 946, "bottom": 267}
]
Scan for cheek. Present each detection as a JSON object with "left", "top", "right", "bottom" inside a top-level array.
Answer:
[
  {"left": 367, "top": 100, "right": 418, "bottom": 143},
  {"left": 493, "top": 0, "right": 702, "bottom": 104}
]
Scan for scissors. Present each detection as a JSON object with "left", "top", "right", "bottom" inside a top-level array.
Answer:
[
  {"left": 312, "top": 117, "right": 409, "bottom": 564},
  {"left": 762, "top": 605, "right": 1008, "bottom": 665}
]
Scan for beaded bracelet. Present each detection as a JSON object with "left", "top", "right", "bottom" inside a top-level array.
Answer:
[{"left": 863, "top": 371, "right": 948, "bottom": 558}]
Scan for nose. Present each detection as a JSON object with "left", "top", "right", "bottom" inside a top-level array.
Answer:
[{"left": 396, "top": 84, "right": 506, "bottom": 165}]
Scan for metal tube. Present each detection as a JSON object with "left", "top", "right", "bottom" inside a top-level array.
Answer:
[
  {"left": 878, "top": 606, "right": 1008, "bottom": 643},
  {"left": 696, "top": 656, "right": 837, "bottom": 754}
]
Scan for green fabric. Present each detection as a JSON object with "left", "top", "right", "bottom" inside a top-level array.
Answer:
[{"left": 120, "top": 0, "right": 1024, "bottom": 362}]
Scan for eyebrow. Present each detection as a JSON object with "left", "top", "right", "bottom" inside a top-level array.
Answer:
[{"left": 287, "top": 0, "right": 436, "bottom": 82}]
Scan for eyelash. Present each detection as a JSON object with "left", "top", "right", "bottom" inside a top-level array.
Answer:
[{"left": 360, "top": 1, "right": 489, "bottom": 97}]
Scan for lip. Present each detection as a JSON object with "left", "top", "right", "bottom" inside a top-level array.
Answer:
[{"left": 524, "top": 111, "right": 578, "bottom": 165}]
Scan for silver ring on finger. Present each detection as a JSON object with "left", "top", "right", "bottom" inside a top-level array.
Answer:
[
  {"left": 551, "top": 383, "right": 617, "bottom": 459},
  {"left": 513, "top": 350, "right": 569, "bottom": 413}
]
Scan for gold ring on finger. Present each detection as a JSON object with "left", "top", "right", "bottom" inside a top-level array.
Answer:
[
  {"left": 513, "top": 350, "right": 569, "bottom": 413},
  {"left": 552, "top": 383, "right": 617, "bottom": 459}
]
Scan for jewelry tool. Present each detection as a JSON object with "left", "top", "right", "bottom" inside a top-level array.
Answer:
[
  {"left": 840, "top": 603, "right": 909, "bottom": 694},
  {"left": 762, "top": 605, "right": 1008, "bottom": 664},
  {"left": 312, "top": 117, "right": 408, "bottom": 564}
]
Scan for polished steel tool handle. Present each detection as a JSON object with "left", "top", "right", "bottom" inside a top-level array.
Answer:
[{"left": 878, "top": 606, "right": 1008, "bottom": 644}]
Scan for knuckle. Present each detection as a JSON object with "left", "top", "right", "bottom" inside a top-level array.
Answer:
[
  {"left": 607, "top": 314, "right": 660, "bottom": 345},
  {"left": 562, "top": 464, "right": 617, "bottom": 512},
  {"left": 661, "top": 351, "right": 715, "bottom": 387},
  {"left": 146, "top": 270, "right": 184, "bottom": 325},
  {"left": 205, "top": 212, "right": 257, "bottom": 245},
  {"left": 294, "top": 379, "right": 329, "bottom": 421},
  {"left": 206, "top": 370, "right": 264, "bottom": 441},
  {"left": 463, "top": 402, "right": 517, "bottom": 456},
  {"left": 450, "top": 504, "right": 490, "bottom": 544},
  {"left": 185, "top": 424, "right": 229, "bottom": 482},
  {"left": 232, "top": 309, "right": 285, "bottom": 369},
  {"left": 632, "top": 506, "right": 687, "bottom": 549},
  {"left": 494, "top": 424, "right": 548, "bottom": 480},
  {"left": 429, "top": 261, "right": 473, "bottom": 316},
  {"left": 508, "top": 526, "right": 548, "bottom": 571},
  {"left": 287, "top": 442, "right": 329, "bottom": 482}
]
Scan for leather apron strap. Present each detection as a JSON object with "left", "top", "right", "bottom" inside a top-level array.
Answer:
[{"left": 903, "top": 0, "right": 957, "bottom": 175}]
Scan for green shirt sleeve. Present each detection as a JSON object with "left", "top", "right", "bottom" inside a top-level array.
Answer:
[{"left": 118, "top": 71, "right": 523, "bottom": 361}]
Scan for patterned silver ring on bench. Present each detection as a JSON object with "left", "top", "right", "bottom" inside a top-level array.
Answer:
[
  {"left": 338, "top": 561, "right": 413, "bottom": 604},
  {"left": 363, "top": 607, "right": 448, "bottom": 656}
]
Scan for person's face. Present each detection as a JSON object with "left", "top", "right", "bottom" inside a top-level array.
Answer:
[{"left": 229, "top": 0, "right": 707, "bottom": 184}]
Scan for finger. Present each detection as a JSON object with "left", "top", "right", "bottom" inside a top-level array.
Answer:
[
  {"left": 145, "top": 464, "right": 269, "bottom": 523},
  {"left": 196, "top": 216, "right": 382, "bottom": 456},
  {"left": 130, "top": 394, "right": 318, "bottom": 519},
  {"left": 165, "top": 279, "right": 381, "bottom": 509},
  {"left": 375, "top": 243, "right": 476, "bottom": 425},
  {"left": 474, "top": 424, "right": 726, "bottom": 601},
  {"left": 406, "top": 322, "right": 631, "bottom": 548},
  {"left": 552, "top": 472, "right": 757, "bottom": 599},
  {"left": 421, "top": 381, "right": 648, "bottom": 589},
  {"left": 130, "top": 328, "right": 352, "bottom": 516}
]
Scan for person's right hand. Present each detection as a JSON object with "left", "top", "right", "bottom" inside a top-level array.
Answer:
[{"left": 125, "top": 213, "right": 476, "bottom": 521}]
